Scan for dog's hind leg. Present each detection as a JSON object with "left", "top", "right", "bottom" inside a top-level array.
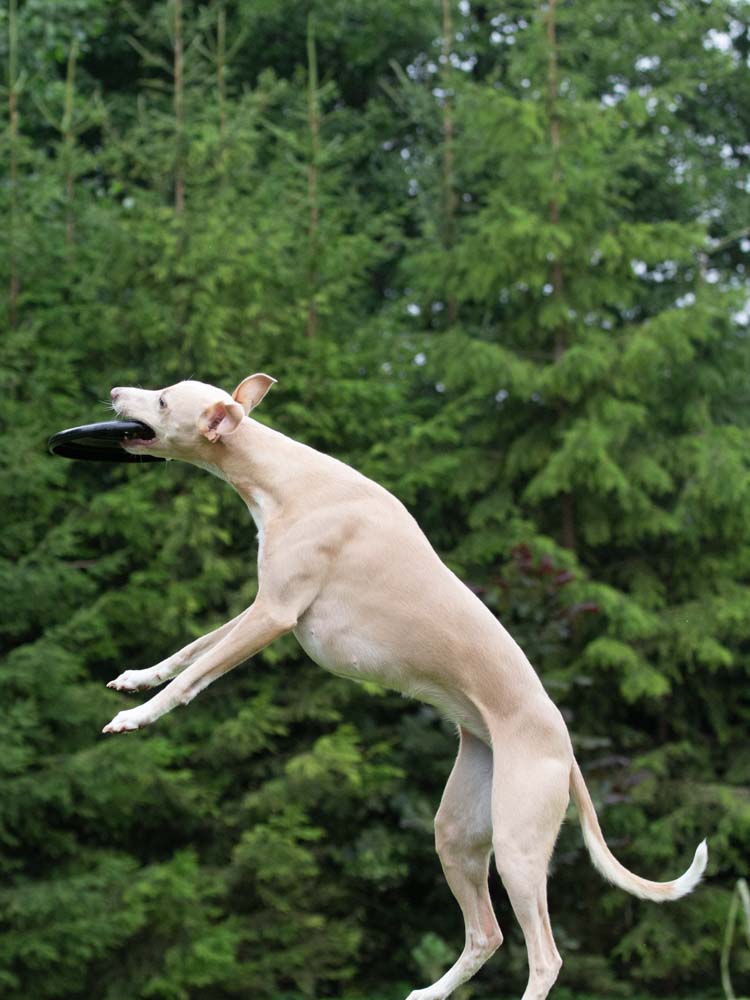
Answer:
[
  {"left": 491, "top": 743, "right": 571, "bottom": 1000},
  {"left": 406, "top": 727, "right": 502, "bottom": 1000}
]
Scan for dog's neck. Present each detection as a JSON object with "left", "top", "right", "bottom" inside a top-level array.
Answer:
[{"left": 191, "top": 417, "right": 299, "bottom": 532}]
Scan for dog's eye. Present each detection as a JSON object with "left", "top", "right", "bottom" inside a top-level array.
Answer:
[{"left": 159, "top": 396, "right": 167, "bottom": 410}]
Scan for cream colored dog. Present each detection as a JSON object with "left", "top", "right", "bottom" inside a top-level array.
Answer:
[{"left": 104, "top": 374, "right": 707, "bottom": 1000}]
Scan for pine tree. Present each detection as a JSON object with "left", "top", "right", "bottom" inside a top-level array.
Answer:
[
  {"left": 2, "top": 1, "right": 749, "bottom": 997},
  {"left": 0, "top": 3, "right": 440, "bottom": 997},
  {"left": 386, "top": 0, "right": 750, "bottom": 990}
]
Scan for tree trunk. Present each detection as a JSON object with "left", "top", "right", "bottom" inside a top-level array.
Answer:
[
  {"left": 217, "top": 1, "right": 227, "bottom": 169},
  {"left": 174, "top": 0, "right": 185, "bottom": 214},
  {"left": 306, "top": 14, "right": 320, "bottom": 339},
  {"left": 63, "top": 39, "right": 78, "bottom": 255},
  {"left": 545, "top": 0, "right": 576, "bottom": 551},
  {"left": 546, "top": 0, "right": 563, "bottom": 354},
  {"left": 8, "top": 0, "right": 19, "bottom": 329},
  {"left": 441, "top": 0, "right": 458, "bottom": 323}
]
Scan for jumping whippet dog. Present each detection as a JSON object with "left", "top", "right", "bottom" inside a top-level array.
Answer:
[{"left": 104, "top": 374, "right": 707, "bottom": 1000}]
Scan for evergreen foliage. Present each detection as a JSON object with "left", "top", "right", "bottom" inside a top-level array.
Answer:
[{"left": 1, "top": 1, "right": 749, "bottom": 998}]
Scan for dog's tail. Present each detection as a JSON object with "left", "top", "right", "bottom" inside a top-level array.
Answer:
[{"left": 569, "top": 758, "right": 707, "bottom": 902}]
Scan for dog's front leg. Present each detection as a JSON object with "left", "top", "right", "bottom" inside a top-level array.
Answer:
[
  {"left": 107, "top": 609, "right": 249, "bottom": 692},
  {"left": 102, "top": 600, "right": 297, "bottom": 734}
]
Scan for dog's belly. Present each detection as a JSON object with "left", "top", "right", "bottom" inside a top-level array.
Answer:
[
  {"left": 293, "top": 612, "right": 491, "bottom": 742},
  {"left": 294, "top": 614, "right": 401, "bottom": 686}
]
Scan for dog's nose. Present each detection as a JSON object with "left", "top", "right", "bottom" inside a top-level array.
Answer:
[{"left": 111, "top": 387, "right": 123, "bottom": 402}]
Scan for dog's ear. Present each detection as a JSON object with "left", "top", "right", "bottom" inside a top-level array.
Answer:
[
  {"left": 197, "top": 399, "right": 245, "bottom": 442},
  {"left": 232, "top": 373, "right": 277, "bottom": 414}
]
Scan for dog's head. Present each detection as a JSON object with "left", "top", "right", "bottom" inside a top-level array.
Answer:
[{"left": 110, "top": 374, "right": 276, "bottom": 461}]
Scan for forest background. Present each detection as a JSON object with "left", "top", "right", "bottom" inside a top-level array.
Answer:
[{"left": 2, "top": 1, "right": 750, "bottom": 998}]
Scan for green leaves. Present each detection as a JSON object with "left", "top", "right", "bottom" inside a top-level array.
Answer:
[
  {"left": 582, "top": 638, "right": 670, "bottom": 702},
  {"left": 2, "top": 0, "right": 750, "bottom": 997}
]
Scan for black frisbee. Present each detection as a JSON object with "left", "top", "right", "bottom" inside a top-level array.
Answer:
[{"left": 48, "top": 421, "right": 166, "bottom": 463}]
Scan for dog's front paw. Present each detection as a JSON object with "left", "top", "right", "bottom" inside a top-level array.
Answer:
[
  {"left": 107, "top": 669, "right": 156, "bottom": 692},
  {"left": 102, "top": 707, "right": 149, "bottom": 735}
]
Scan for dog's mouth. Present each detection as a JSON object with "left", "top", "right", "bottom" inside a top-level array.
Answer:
[{"left": 121, "top": 422, "right": 158, "bottom": 450}]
